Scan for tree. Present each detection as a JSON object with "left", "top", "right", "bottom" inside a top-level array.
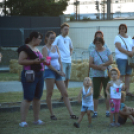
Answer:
[{"left": 0, "top": 0, "right": 69, "bottom": 16}]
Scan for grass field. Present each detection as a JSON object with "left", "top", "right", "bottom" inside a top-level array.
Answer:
[
  {"left": 1, "top": 101, "right": 134, "bottom": 134},
  {"left": 0, "top": 72, "right": 19, "bottom": 81}
]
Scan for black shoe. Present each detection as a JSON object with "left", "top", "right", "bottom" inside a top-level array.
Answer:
[
  {"left": 50, "top": 115, "right": 57, "bottom": 120},
  {"left": 74, "top": 122, "right": 80, "bottom": 128},
  {"left": 92, "top": 113, "right": 97, "bottom": 118},
  {"left": 106, "top": 113, "right": 110, "bottom": 117}
]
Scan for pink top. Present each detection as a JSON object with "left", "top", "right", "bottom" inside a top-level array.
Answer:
[{"left": 24, "top": 51, "right": 44, "bottom": 71}]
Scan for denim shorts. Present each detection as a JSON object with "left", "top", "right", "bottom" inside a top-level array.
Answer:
[
  {"left": 62, "top": 62, "right": 71, "bottom": 81},
  {"left": 44, "top": 69, "right": 62, "bottom": 81},
  {"left": 21, "top": 70, "right": 44, "bottom": 101},
  {"left": 81, "top": 106, "right": 94, "bottom": 112},
  {"left": 116, "top": 58, "right": 132, "bottom": 76}
]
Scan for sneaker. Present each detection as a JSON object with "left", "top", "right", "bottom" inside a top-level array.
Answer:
[
  {"left": 115, "top": 122, "right": 120, "bottom": 127},
  {"left": 19, "top": 122, "right": 28, "bottom": 127},
  {"left": 33, "top": 120, "right": 45, "bottom": 125},
  {"left": 109, "top": 123, "right": 115, "bottom": 127},
  {"left": 74, "top": 122, "right": 80, "bottom": 128},
  {"left": 59, "top": 97, "right": 63, "bottom": 102},
  {"left": 106, "top": 112, "right": 110, "bottom": 117},
  {"left": 92, "top": 113, "right": 97, "bottom": 118}
]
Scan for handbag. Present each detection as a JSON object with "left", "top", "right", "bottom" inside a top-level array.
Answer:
[
  {"left": 95, "top": 50, "right": 111, "bottom": 77},
  {"left": 25, "top": 70, "right": 35, "bottom": 82},
  {"left": 118, "top": 36, "right": 134, "bottom": 67}
]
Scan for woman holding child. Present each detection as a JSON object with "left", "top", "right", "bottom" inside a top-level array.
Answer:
[{"left": 89, "top": 37, "right": 113, "bottom": 118}]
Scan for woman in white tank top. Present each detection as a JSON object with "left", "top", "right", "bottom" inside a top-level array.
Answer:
[{"left": 42, "top": 31, "right": 78, "bottom": 120}]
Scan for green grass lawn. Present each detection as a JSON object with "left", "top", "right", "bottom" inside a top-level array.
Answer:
[
  {"left": 1, "top": 102, "right": 134, "bottom": 134},
  {"left": 0, "top": 72, "right": 19, "bottom": 81}
]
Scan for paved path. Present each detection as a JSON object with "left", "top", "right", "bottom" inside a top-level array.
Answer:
[{"left": 0, "top": 81, "right": 83, "bottom": 93}]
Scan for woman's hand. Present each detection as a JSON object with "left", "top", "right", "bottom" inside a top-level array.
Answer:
[
  {"left": 33, "top": 58, "right": 42, "bottom": 64},
  {"left": 99, "top": 64, "right": 107, "bottom": 71},
  {"left": 57, "top": 71, "right": 65, "bottom": 76},
  {"left": 127, "top": 51, "right": 134, "bottom": 57}
]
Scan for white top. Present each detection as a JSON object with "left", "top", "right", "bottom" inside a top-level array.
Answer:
[
  {"left": 82, "top": 86, "right": 94, "bottom": 108},
  {"left": 44, "top": 45, "right": 60, "bottom": 70},
  {"left": 110, "top": 83, "right": 124, "bottom": 99},
  {"left": 133, "top": 39, "right": 134, "bottom": 45},
  {"left": 114, "top": 35, "right": 134, "bottom": 60},
  {"left": 52, "top": 35, "right": 73, "bottom": 63}
]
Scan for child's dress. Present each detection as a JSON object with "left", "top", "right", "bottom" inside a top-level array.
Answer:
[
  {"left": 81, "top": 86, "right": 94, "bottom": 112},
  {"left": 110, "top": 83, "right": 124, "bottom": 113}
]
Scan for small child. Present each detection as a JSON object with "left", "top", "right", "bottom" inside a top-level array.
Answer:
[
  {"left": 74, "top": 77, "right": 94, "bottom": 128},
  {"left": 106, "top": 68, "right": 125, "bottom": 127},
  {"left": 118, "top": 92, "right": 134, "bottom": 125}
]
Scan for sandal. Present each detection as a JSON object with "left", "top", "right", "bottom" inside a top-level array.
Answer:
[
  {"left": 19, "top": 122, "right": 28, "bottom": 127},
  {"left": 126, "top": 92, "right": 134, "bottom": 97},
  {"left": 74, "top": 122, "right": 80, "bottom": 128},
  {"left": 70, "top": 115, "right": 78, "bottom": 119},
  {"left": 33, "top": 119, "right": 45, "bottom": 125},
  {"left": 50, "top": 115, "right": 57, "bottom": 120}
]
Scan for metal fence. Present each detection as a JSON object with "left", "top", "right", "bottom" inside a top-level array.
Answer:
[{"left": 0, "top": 27, "right": 61, "bottom": 47}]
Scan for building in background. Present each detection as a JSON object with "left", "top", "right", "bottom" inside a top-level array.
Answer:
[{"left": 64, "top": 0, "right": 134, "bottom": 20}]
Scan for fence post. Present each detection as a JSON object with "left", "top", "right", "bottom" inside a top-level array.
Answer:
[{"left": 20, "top": 28, "right": 24, "bottom": 46}]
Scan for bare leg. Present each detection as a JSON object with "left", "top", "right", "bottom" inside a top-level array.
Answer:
[
  {"left": 20, "top": 100, "right": 31, "bottom": 122},
  {"left": 32, "top": 98, "right": 40, "bottom": 122},
  {"left": 115, "top": 113, "right": 119, "bottom": 123},
  {"left": 87, "top": 111, "right": 92, "bottom": 124},
  {"left": 64, "top": 79, "right": 69, "bottom": 90},
  {"left": 110, "top": 113, "right": 114, "bottom": 123},
  {"left": 56, "top": 80, "right": 73, "bottom": 115},
  {"left": 128, "top": 115, "right": 134, "bottom": 123},
  {"left": 77, "top": 112, "right": 86, "bottom": 123},
  {"left": 45, "top": 79, "right": 55, "bottom": 116}
]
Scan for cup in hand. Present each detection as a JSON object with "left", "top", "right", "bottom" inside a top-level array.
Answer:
[{"left": 45, "top": 56, "right": 51, "bottom": 65}]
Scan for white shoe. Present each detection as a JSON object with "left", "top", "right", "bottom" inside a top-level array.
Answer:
[
  {"left": 19, "top": 122, "right": 28, "bottom": 127},
  {"left": 33, "top": 120, "right": 45, "bottom": 125}
]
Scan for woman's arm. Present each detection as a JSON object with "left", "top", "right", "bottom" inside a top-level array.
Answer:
[
  {"left": 115, "top": 42, "right": 128, "bottom": 55},
  {"left": 56, "top": 46, "right": 63, "bottom": 72},
  {"left": 89, "top": 56, "right": 102, "bottom": 70},
  {"left": 18, "top": 51, "right": 41, "bottom": 65},
  {"left": 102, "top": 54, "right": 113, "bottom": 66}
]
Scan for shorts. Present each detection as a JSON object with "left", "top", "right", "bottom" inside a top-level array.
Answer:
[
  {"left": 21, "top": 70, "right": 44, "bottom": 101},
  {"left": 110, "top": 98, "right": 121, "bottom": 113},
  {"left": 116, "top": 58, "right": 132, "bottom": 76},
  {"left": 44, "top": 69, "right": 62, "bottom": 81},
  {"left": 93, "top": 77, "right": 110, "bottom": 99},
  {"left": 118, "top": 115, "right": 127, "bottom": 125},
  {"left": 81, "top": 105, "right": 94, "bottom": 112},
  {"left": 62, "top": 62, "right": 71, "bottom": 81}
]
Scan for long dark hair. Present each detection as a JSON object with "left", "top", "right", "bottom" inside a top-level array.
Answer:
[{"left": 25, "top": 31, "right": 43, "bottom": 44}]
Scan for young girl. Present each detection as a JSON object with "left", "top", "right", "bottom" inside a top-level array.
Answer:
[
  {"left": 74, "top": 77, "right": 94, "bottom": 128},
  {"left": 106, "top": 68, "right": 125, "bottom": 127}
]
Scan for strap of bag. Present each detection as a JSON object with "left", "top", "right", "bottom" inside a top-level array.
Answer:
[
  {"left": 118, "top": 36, "right": 128, "bottom": 51},
  {"left": 95, "top": 50, "right": 109, "bottom": 71}
]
